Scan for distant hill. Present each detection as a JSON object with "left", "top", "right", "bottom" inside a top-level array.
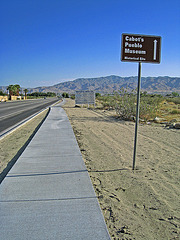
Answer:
[{"left": 1, "top": 76, "right": 180, "bottom": 95}]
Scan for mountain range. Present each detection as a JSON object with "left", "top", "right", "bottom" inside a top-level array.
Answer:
[{"left": 1, "top": 76, "right": 180, "bottom": 95}]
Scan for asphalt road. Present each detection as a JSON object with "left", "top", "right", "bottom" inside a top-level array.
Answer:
[{"left": 0, "top": 97, "right": 59, "bottom": 135}]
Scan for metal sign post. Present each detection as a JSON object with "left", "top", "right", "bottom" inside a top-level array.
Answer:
[
  {"left": 121, "top": 33, "right": 161, "bottom": 170},
  {"left": 133, "top": 62, "right": 141, "bottom": 170}
]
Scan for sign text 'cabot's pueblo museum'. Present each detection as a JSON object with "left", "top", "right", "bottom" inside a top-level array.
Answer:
[{"left": 121, "top": 33, "right": 161, "bottom": 63}]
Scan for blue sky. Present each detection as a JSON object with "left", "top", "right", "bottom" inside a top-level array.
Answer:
[{"left": 0, "top": 0, "right": 180, "bottom": 88}]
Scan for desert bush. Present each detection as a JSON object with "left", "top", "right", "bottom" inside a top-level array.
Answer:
[
  {"left": 170, "top": 109, "right": 180, "bottom": 114},
  {"left": 98, "top": 89, "right": 164, "bottom": 121},
  {"left": 139, "top": 94, "right": 163, "bottom": 120},
  {"left": 166, "top": 97, "right": 180, "bottom": 104},
  {"left": 171, "top": 92, "right": 179, "bottom": 97},
  {"left": 95, "top": 92, "right": 101, "bottom": 97},
  {"left": 0, "top": 90, "right": 7, "bottom": 96},
  {"left": 115, "top": 88, "right": 136, "bottom": 120},
  {"left": 98, "top": 95, "right": 115, "bottom": 109},
  {"left": 70, "top": 94, "right": 75, "bottom": 99},
  {"left": 62, "top": 92, "right": 69, "bottom": 98}
]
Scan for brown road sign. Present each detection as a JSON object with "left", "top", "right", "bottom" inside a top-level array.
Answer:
[{"left": 121, "top": 33, "right": 161, "bottom": 63}]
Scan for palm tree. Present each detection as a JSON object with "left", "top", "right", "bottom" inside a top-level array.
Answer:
[
  {"left": 14, "top": 84, "right": 20, "bottom": 96},
  {"left": 7, "top": 85, "right": 15, "bottom": 97},
  {"left": 24, "top": 89, "right": 28, "bottom": 99},
  {"left": 7, "top": 84, "right": 21, "bottom": 99}
]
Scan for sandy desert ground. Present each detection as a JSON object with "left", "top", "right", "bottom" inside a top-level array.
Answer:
[
  {"left": 63, "top": 99, "right": 180, "bottom": 240},
  {"left": 0, "top": 100, "right": 179, "bottom": 239}
]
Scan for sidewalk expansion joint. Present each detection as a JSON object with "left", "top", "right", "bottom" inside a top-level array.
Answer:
[
  {"left": 6, "top": 170, "right": 88, "bottom": 178},
  {"left": 0, "top": 196, "right": 98, "bottom": 203}
]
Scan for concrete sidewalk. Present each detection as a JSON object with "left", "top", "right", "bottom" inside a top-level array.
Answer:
[{"left": 0, "top": 102, "right": 111, "bottom": 240}]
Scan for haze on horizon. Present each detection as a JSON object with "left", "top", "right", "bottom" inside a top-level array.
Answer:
[{"left": 0, "top": 0, "right": 180, "bottom": 88}]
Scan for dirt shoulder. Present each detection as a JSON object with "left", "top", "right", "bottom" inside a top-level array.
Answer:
[
  {"left": 63, "top": 99, "right": 180, "bottom": 240},
  {"left": 0, "top": 109, "right": 49, "bottom": 183}
]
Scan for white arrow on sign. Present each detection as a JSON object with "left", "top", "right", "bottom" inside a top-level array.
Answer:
[{"left": 153, "top": 40, "right": 157, "bottom": 60}]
